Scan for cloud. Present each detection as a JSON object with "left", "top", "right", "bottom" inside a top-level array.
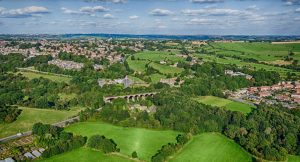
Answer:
[
  {"left": 190, "top": 0, "right": 223, "bottom": 3},
  {"left": 282, "top": 0, "right": 300, "bottom": 5},
  {"left": 103, "top": 13, "right": 114, "bottom": 19},
  {"left": 181, "top": 8, "right": 244, "bottom": 16},
  {"left": 79, "top": 6, "right": 109, "bottom": 12},
  {"left": 296, "top": 8, "right": 300, "bottom": 12},
  {"left": 61, "top": 7, "right": 81, "bottom": 14},
  {"left": 186, "top": 18, "right": 215, "bottom": 25},
  {"left": 84, "top": 0, "right": 126, "bottom": 3},
  {"left": 150, "top": 9, "right": 173, "bottom": 16},
  {"left": 61, "top": 6, "right": 109, "bottom": 16},
  {"left": 129, "top": 15, "right": 139, "bottom": 20},
  {"left": 246, "top": 5, "right": 259, "bottom": 11},
  {"left": 0, "top": 6, "right": 50, "bottom": 18}
]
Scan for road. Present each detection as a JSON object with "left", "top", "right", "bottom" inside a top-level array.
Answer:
[{"left": 0, "top": 116, "right": 79, "bottom": 143}]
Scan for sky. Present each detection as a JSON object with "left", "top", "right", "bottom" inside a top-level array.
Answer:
[{"left": 0, "top": 0, "right": 300, "bottom": 35}]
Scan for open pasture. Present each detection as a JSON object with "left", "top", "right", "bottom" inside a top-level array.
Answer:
[
  {"left": 65, "top": 122, "right": 179, "bottom": 161},
  {"left": 134, "top": 51, "right": 184, "bottom": 62},
  {"left": 210, "top": 42, "right": 300, "bottom": 63},
  {"left": 17, "top": 71, "right": 72, "bottom": 83},
  {"left": 126, "top": 58, "right": 148, "bottom": 72},
  {"left": 170, "top": 133, "right": 252, "bottom": 162},
  {"left": 195, "top": 96, "right": 255, "bottom": 114},
  {"left": 195, "top": 54, "right": 300, "bottom": 77},
  {"left": 0, "top": 107, "right": 83, "bottom": 138},
  {"left": 149, "top": 62, "right": 183, "bottom": 75}
]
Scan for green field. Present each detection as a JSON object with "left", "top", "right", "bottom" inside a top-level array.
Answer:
[
  {"left": 0, "top": 107, "right": 83, "bottom": 138},
  {"left": 195, "top": 54, "right": 299, "bottom": 76},
  {"left": 128, "top": 75, "right": 146, "bottom": 84},
  {"left": 65, "top": 122, "right": 179, "bottom": 161},
  {"left": 210, "top": 42, "right": 300, "bottom": 62},
  {"left": 171, "top": 133, "right": 252, "bottom": 162},
  {"left": 18, "top": 71, "right": 72, "bottom": 83},
  {"left": 195, "top": 96, "right": 255, "bottom": 114},
  {"left": 39, "top": 147, "right": 133, "bottom": 162},
  {"left": 149, "top": 62, "right": 183, "bottom": 75},
  {"left": 126, "top": 58, "right": 148, "bottom": 72},
  {"left": 149, "top": 73, "right": 166, "bottom": 83},
  {"left": 288, "top": 155, "right": 300, "bottom": 162},
  {"left": 134, "top": 51, "right": 184, "bottom": 62}
]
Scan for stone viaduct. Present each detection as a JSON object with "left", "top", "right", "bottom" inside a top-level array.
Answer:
[{"left": 104, "top": 92, "right": 158, "bottom": 103}]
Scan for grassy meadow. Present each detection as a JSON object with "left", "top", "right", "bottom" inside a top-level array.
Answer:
[
  {"left": 149, "top": 73, "right": 166, "bottom": 83},
  {"left": 195, "top": 54, "right": 299, "bottom": 76},
  {"left": 17, "top": 71, "right": 72, "bottom": 83},
  {"left": 210, "top": 42, "right": 300, "bottom": 62},
  {"left": 134, "top": 51, "right": 184, "bottom": 62},
  {"left": 126, "top": 51, "right": 184, "bottom": 77},
  {"left": 149, "top": 62, "right": 183, "bottom": 75},
  {"left": 0, "top": 107, "right": 83, "bottom": 138},
  {"left": 65, "top": 122, "right": 179, "bottom": 161},
  {"left": 195, "top": 96, "right": 255, "bottom": 114},
  {"left": 170, "top": 133, "right": 252, "bottom": 162}
]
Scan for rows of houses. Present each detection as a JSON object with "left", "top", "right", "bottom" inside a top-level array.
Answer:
[
  {"left": 229, "top": 81, "right": 300, "bottom": 109},
  {"left": 0, "top": 39, "right": 143, "bottom": 64},
  {"left": 48, "top": 59, "right": 84, "bottom": 70}
]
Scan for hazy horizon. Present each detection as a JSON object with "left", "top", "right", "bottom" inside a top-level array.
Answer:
[{"left": 0, "top": 0, "right": 300, "bottom": 35}]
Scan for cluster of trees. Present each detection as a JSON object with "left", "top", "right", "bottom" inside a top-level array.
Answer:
[
  {"left": 182, "top": 63, "right": 251, "bottom": 97},
  {"left": 0, "top": 53, "right": 25, "bottom": 72},
  {"left": 0, "top": 105, "right": 22, "bottom": 123},
  {"left": 24, "top": 55, "right": 53, "bottom": 67},
  {"left": 0, "top": 73, "right": 26, "bottom": 123},
  {"left": 151, "top": 134, "right": 191, "bottom": 162},
  {"left": 58, "top": 51, "right": 90, "bottom": 63},
  {"left": 87, "top": 135, "right": 119, "bottom": 153},
  {"left": 21, "top": 78, "right": 75, "bottom": 110},
  {"left": 224, "top": 105, "right": 300, "bottom": 161},
  {"left": 32, "top": 123, "right": 87, "bottom": 158}
]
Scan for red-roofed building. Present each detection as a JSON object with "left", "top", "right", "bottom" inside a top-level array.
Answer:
[
  {"left": 294, "top": 98, "right": 300, "bottom": 104},
  {"left": 259, "top": 86, "right": 271, "bottom": 91},
  {"left": 248, "top": 87, "right": 258, "bottom": 93},
  {"left": 283, "top": 83, "right": 294, "bottom": 89},
  {"left": 271, "top": 85, "right": 282, "bottom": 91},
  {"left": 258, "top": 91, "right": 271, "bottom": 97}
]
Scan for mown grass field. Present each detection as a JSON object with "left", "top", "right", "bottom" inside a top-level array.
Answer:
[
  {"left": 288, "top": 155, "right": 300, "bottom": 162},
  {"left": 126, "top": 51, "right": 184, "bottom": 76},
  {"left": 0, "top": 107, "right": 83, "bottom": 138},
  {"left": 149, "top": 62, "right": 183, "bottom": 75},
  {"left": 39, "top": 147, "right": 133, "bottom": 162},
  {"left": 65, "top": 122, "right": 179, "bottom": 161},
  {"left": 126, "top": 58, "right": 148, "bottom": 72},
  {"left": 195, "top": 54, "right": 299, "bottom": 77},
  {"left": 17, "top": 71, "right": 72, "bottom": 83},
  {"left": 210, "top": 42, "right": 300, "bottom": 62},
  {"left": 149, "top": 73, "right": 166, "bottom": 83},
  {"left": 170, "top": 133, "right": 252, "bottom": 162},
  {"left": 195, "top": 96, "right": 255, "bottom": 114},
  {"left": 128, "top": 75, "right": 146, "bottom": 84},
  {"left": 134, "top": 51, "right": 184, "bottom": 62}
]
